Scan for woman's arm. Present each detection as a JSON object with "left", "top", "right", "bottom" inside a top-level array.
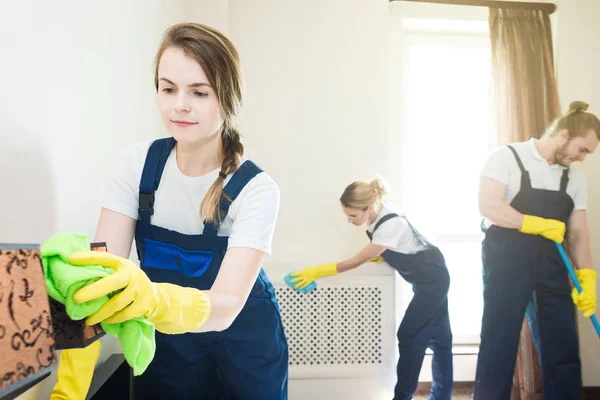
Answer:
[
  {"left": 73, "top": 173, "right": 280, "bottom": 334},
  {"left": 93, "top": 208, "right": 136, "bottom": 258},
  {"left": 289, "top": 243, "right": 387, "bottom": 289},
  {"left": 85, "top": 214, "right": 272, "bottom": 333},
  {"left": 195, "top": 247, "right": 265, "bottom": 332},
  {"left": 336, "top": 243, "right": 387, "bottom": 273}
]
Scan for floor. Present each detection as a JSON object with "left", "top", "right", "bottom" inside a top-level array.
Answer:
[{"left": 413, "top": 388, "right": 472, "bottom": 399}]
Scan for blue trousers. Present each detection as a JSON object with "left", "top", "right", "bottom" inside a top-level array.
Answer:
[
  {"left": 392, "top": 248, "right": 453, "bottom": 400},
  {"left": 474, "top": 233, "right": 581, "bottom": 400}
]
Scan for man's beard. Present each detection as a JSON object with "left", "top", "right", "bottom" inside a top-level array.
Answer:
[{"left": 555, "top": 141, "right": 571, "bottom": 167}]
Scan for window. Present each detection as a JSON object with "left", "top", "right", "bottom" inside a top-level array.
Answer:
[{"left": 390, "top": 17, "right": 492, "bottom": 344}]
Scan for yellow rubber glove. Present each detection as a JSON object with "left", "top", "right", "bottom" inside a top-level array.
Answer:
[
  {"left": 369, "top": 256, "right": 385, "bottom": 264},
  {"left": 519, "top": 215, "right": 566, "bottom": 243},
  {"left": 70, "top": 251, "right": 211, "bottom": 334},
  {"left": 146, "top": 282, "right": 212, "bottom": 334},
  {"left": 50, "top": 340, "right": 102, "bottom": 400},
  {"left": 290, "top": 263, "right": 338, "bottom": 289},
  {"left": 572, "top": 269, "right": 597, "bottom": 318}
]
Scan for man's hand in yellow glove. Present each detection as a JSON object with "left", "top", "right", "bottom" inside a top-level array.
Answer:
[
  {"left": 369, "top": 256, "right": 385, "bottom": 264},
  {"left": 70, "top": 251, "right": 211, "bottom": 334},
  {"left": 519, "top": 215, "right": 566, "bottom": 243},
  {"left": 572, "top": 269, "right": 597, "bottom": 318},
  {"left": 50, "top": 340, "right": 101, "bottom": 400},
  {"left": 290, "top": 263, "right": 338, "bottom": 289}
]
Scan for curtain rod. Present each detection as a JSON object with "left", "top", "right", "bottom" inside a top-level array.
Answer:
[{"left": 389, "top": 0, "right": 556, "bottom": 14}]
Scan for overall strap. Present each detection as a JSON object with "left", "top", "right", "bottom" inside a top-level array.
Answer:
[
  {"left": 138, "top": 138, "right": 176, "bottom": 223},
  {"left": 507, "top": 145, "right": 531, "bottom": 188},
  {"left": 400, "top": 213, "right": 433, "bottom": 247},
  {"left": 202, "top": 160, "right": 264, "bottom": 236},
  {"left": 559, "top": 168, "right": 570, "bottom": 193},
  {"left": 366, "top": 213, "right": 400, "bottom": 240},
  {"left": 373, "top": 213, "right": 400, "bottom": 233}
]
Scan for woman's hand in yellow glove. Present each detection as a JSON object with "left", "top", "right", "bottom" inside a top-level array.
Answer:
[
  {"left": 572, "top": 269, "right": 597, "bottom": 318},
  {"left": 50, "top": 340, "right": 102, "bottom": 400},
  {"left": 70, "top": 251, "right": 212, "bottom": 334},
  {"left": 71, "top": 251, "right": 158, "bottom": 325},
  {"left": 369, "top": 255, "right": 385, "bottom": 264},
  {"left": 290, "top": 263, "right": 338, "bottom": 289}
]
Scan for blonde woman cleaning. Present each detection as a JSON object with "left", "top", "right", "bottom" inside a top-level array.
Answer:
[{"left": 289, "top": 176, "right": 453, "bottom": 400}]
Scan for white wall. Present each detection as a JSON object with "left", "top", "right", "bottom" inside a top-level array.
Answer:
[
  {"left": 185, "top": 0, "right": 229, "bottom": 34},
  {"left": 228, "top": 0, "right": 390, "bottom": 269},
  {"left": 554, "top": 0, "right": 600, "bottom": 387},
  {"left": 0, "top": 1, "right": 188, "bottom": 398}
]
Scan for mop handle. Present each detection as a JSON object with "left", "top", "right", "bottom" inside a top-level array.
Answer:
[{"left": 555, "top": 242, "right": 600, "bottom": 338}]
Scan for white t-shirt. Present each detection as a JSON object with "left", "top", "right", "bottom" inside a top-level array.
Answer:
[
  {"left": 480, "top": 138, "right": 587, "bottom": 227},
  {"left": 366, "top": 203, "right": 428, "bottom": 255},
  {"left": 102, "top": 140, "right": 280, "bottom": 255},
  {"left": 481, "top": 138, "right": 587, "bottom": 208}
]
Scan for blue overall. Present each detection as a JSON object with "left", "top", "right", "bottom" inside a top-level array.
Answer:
[
  {"left": 473, "top": 145, "right": 581, "bottom": 400},
  {"left": 131, "top": 138, "right": 288, "bottom": 400},
  {"left": 367, "top": 214, "right": 453, "bottom": 400}
]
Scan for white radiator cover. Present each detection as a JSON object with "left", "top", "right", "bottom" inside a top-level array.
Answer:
[
  {"left": 277, "top": 286, "right": 384, "bottom": 367},
  {"left": 263, "top": 263, "right": 477, "bottom": 399},
  {"left": 265, "top": 263, "right": 398, "bottom": 382}
]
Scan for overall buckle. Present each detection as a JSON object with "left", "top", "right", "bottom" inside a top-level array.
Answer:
[{"left": 139, "top": 192, "right": 155, "bottom": 216}]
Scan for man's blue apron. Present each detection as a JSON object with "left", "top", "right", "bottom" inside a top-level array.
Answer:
[{"left": 474, "top": 145, "right": 580, "bottom": 400}]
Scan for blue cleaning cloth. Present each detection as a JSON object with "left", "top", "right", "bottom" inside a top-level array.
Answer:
[{"left": 284, "top": 273, "right": 316, "bottom": 293}]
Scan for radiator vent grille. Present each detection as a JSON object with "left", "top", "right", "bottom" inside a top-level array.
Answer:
[{"left": 275, "top": 286, "right": 384, "bottom": 366}]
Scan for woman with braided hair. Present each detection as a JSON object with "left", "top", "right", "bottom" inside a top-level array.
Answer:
[
  {"left": 58, "top": 23, "right": 288, "bottom": 400},
  {"left": 289, "top": 175, "right": 454, "bottom": 400}
]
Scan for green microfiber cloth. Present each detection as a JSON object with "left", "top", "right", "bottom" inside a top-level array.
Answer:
[{"left": 41, "top": 232, "right": 155, "bottom": 376}]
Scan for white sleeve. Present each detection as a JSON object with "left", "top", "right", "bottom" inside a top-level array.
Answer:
[
  {"left": 101, "top": 142, "right": 148, "bottom": 220},
  {"left": 480, "top": 146, "right": 514, "bottom": 185},
  {"left": 571, "top": 169, "right": 588, "bottom": 211},
  {"left": 371, "top": 217, "right": 413, "bottom": 249},
  {"left": 227, "top": 173, "right": 280, "bottom": 255}
]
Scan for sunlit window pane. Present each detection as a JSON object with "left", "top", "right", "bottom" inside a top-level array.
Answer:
[{"left": 399, "top": 31, "right": 491, "bottom": 343}]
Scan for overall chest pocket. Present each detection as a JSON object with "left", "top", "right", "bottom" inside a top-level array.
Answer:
[{"left": 142, "top": 238, "right": 214, "bottom": 278}]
